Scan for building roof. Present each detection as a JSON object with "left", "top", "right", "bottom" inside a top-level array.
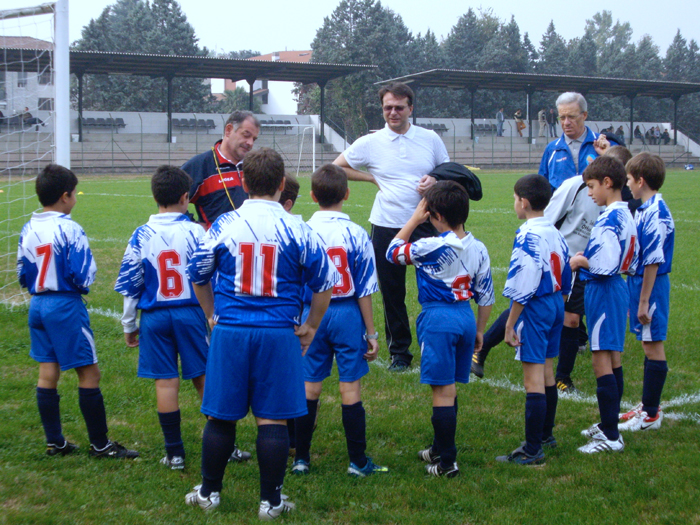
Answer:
[
  {"left": 0, "top": 36, "right": 53, "bottom": 50},
  {"left": 250, "top": 50, "right": 312, "bottom": 63}
]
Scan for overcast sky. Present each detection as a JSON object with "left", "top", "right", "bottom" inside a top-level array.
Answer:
[{"left": 6, "top": 0, "right": 700, "bottom": 59}]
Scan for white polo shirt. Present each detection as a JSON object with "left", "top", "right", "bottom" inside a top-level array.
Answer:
[{"left": 343, "top": 123, "right": 449, "bottom": 228}]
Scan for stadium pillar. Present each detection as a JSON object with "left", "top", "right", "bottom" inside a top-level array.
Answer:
[
  {"left": 166, "top": 75, "right": 173, "bottom": 144},
  {"left": 628, "top": 93, "right": 636, "bottom": 145},
  {"left": 526, "top": 88, "right": 534, "bottom": 144},
  {"left": 246, "top": 78, "right": 256, "bottom": 112},
  {"left": 469, "top": 88, "right": 476, "bottom": 141},
  {"left": 412, "top": 84, "right": 418, "bottom": 125},
  {"left": 77, "top": 72, "right": 83, "bottom": 143},
  {"left": 54, "top": 0, "right": 70, "bottom": 167},
  {"left": 672, "top": 95, "right": 680, "bottom": 146}
]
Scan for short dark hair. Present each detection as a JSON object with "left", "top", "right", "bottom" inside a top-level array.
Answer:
[
  {"left": 604, "top": 145, "right": 633, "bottom": 167},
  {"left": 242, "top": 148, "right": 285, "bottom": 197},
  {"left": 626, "top": 152, "right": 666, "bottom": 191},
  {"left": 513, "top": 174, "right": 551, "bottom": 211},
  {"left": 424, "top": 181, "right": 469, "bottom": 228},
  {"left": 225, "top": 110, "right": 260, "bottom": 131},
  {"left": 378, "top": 82, "right": 414, "bottom": 107},
  {"left": 36, "top": 164, "right": 78, "bottom": 206},
  {"left": 582, "top": 156, "right": 626, "bottom": 190},
  {"left": 151, "top": 165, "right": 192, "bottom": 207},
  {"left": 279, "top": 173, "right": 300, "bottom": 206},
  {"left": 311, "top": 164, "right": 347, "bottom": 207}
]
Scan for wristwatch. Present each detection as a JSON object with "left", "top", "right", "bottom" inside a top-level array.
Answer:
[{"left": 363, "top": 332, "right": 379, "bottom": 341}]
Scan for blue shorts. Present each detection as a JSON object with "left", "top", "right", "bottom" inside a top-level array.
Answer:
[
  {"left": 585, "top": 276, "right": 629, "bottom": 352},
  {"left": 138, "top": 306, "right": 209, "bottom": 380},
  {"left": 302, "top": 300, "right": 369, "bottom": 383},
  {"left": 513, "top": 293, "right": 564, "bottom": 364},
  {"left": 28, "top": 293, "right": 97, "bottom": 371},
  {"left": 628, "top": 273, "right": 670, "bottom": 342},
  {"left": 201, "top": 324, "right": 306, "bottom": 421},
  {"left": 417, "top": 301, "right": 476, "bottom": 386}
]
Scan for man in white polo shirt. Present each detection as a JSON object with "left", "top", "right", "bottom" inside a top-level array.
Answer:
[{"left": 333, "top": 82, "right": 449, "bottom": 371}]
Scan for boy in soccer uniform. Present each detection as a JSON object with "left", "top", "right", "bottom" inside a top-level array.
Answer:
[
  {"left": 114, "top": 166, "right": 208, "bottom": 469},
  {"left": 497, "top": 174, "right": 571, "bottom": 465},
  {"left": 572, "top": 156, "right": 639, "bottom": 453},
  {"left": 618, "top": 152, "right": 674, "bottom": 432},
  {"left": 387, "top": 181, "right": 494, "bottom": 477},
  {"left": 184, "top": 148, "right": 337, "bottom": 520},
  {"left": 291, "top": 164, "right": 387, "bottom": 478},
  {"left": 17, "top": 164, "right": 138, "bottom": 459}
]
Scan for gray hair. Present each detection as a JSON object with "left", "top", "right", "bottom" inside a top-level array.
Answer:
[
  {"left": 556, "top": 92, "right": 587, "bottom": 113},
  {"left": 225, "top": 110, "right": 260, "bottom": 131}
]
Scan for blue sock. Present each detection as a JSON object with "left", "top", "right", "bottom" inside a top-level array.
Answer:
[
  {"left": 36, "top": 387, "right": 64, "bottom": 445},
  {"left": 78, "top": 387, "right": 108, "bottom": 449},
  {"left": 431, "top": 406, "right": 457, "bottom": 468},
  {"left": 257, "top": 424, "right": 289, "bottom": 507},
  {"left": 613, "top": 366, "right": 624, "bottom": 404},
  {"left": 454, "top": 396, "right": 458, "bottom": 418},
  {"left": 342, "top": 402, "right": 367, "bottom": 467},
  {"left": 542, "top": 386, "right": 558, "bottom": 440},
  {"left": 478, "top": 308, "right": 509, "bottom": 364},
  {"left": 555, "top": 326, "right": 579, "bottom": 380},
  {"left": 596, "top": 375, "right": 620, "bottom": 440},
  {"left": 200, "top": 419, "right": 236, "bottom": 497},
  {"left": 642, "top": 360, "right": 668, "bottom": 418},
  {"left": 287, "top": 418, "right": 296, "bottom": 450},
  {"left": 524, "top": 393, "right": 546, "bottom": 455},
  {"left": 293, "top": 399, "right": 318, "bottom": 463},
  {"left": 158, "top": 410, "right": 184, "bottom": 458}
]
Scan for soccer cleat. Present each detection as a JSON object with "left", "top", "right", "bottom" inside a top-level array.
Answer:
[
  {"left": 388, "top": 360, "right": 410, "bottom": 372},
  {"left": 619, "top": 402, "right": 643, "bottom": 421},
  {"left": 291, "top": 459, "right": 310, "bottom": 475},
  {"left": 89, "top": 441, "right": 139, "bottom": 459},
  {"left": 46, "top": 440, "right": 78, "bottom": 456},
  {"left": 426, "top": 461, "right": 460, "bottom": 478},
  {"left": 228, "top": 445, "right": 252, "bottom": 463},
  {"left": 577, "top": 433, "right": 624, "bottom": 454},
  {"left": 578, "top": 344, "right": 588, "bottom": 354},
  {"left": 418, "top": 447, "right": 441, "bottom": 464},
  {"left": 347, "top": 457, "right": 389, "bottom": 477},
  {"left": 581, "top": 423, "right": 604, "bottom": 439},
  {"left": 556, "top": 377, "right": 578, "bottom": 395},
  {"left": 160, "top": 455, "right": 185, "bottom": 470},
  {"left": 541, "top": 436, "right": 558, "bottom": 449},
  {"left": 185, "top": 484, "right": 220, "bottom": 511},
  {"left": 471, "top": 353, "right": 485, "bottom": 378},
  {"left": 618, "top": 410, "right": 663, "bottom": 432},
  {"left": 496, "top": 445, "right": 545, "bottom": 465},
  {"left": 258, "top": 494, "right": 295, "bottom": 521}
]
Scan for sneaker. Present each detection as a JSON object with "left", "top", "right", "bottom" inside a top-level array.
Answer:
[
  {"left": 291, "top": 459, "right": 310, "bottom": 475},
  {"left": 388, "top": 360, "right": 410, "bottom": 372},
  {"left": 581, "top": 423, "right": 604, "bottom": 439},
  {"left": 347, "top": 457, "right": 389, "bottom": 477},
  {"left": 471, "top": 353, "right": 485, "bottom": 378},
  {"left": 228, "top": 445, "right": 252, "bottom": 463},
  {"left": 258, "top": 494, "right": 295, "bottom": 521},
  {"left": 577, "top": 433, "right": 624, "bottom": 454},
  {"left": 541, "top": 435, "right": 558, "bottom": 449},
  {"left": 496, "top": 445, "right": 545, "bottom": 465},
  {"left": 89, "top": 441, "right": 139, "bottom": 459},
  {"left": 185, "top": 484, "right": 220, "bottom": 511},
  {"left": 46, "top": 440, "right": 78, "bottom": 456},
  {"left": 418, "top": 447, "right": 440, "bottom": 464},
  {"left": 556, "top": 377, "right": 578, "bottom": 395},
  {"left": 160, "top": 455, "right": 185, "bottom": 470},
  {"left": 619, "top": 410, "right": 663, "bottom": 432},
  {"left": 426, "top": 461, "right": 460, "bottom": 478},
  {"left": 578, "top": 344, "right": 587, "bottom": 354},
  {"left": 619, "top": 402, "right": 643, "bottom": 421}
]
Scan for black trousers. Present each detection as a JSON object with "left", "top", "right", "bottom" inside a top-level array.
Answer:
[{"left": 371, "top": 221, "right": 437, "bottom": 365}]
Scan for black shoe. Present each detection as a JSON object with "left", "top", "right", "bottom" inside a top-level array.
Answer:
[
  {"left": 89, "top": 440, "right": 139, "bottom": 459},
  {"left": 388, "top": 360, "right": 410, "bottom": 372},
  {"left": 228, "top": 445, "right": 252, "bottom": 463},
  {"left": 471, "top": 353, "right": 485, "bottom": 378},
  {"left": 418, "top": 447, "right": 441, "bottom": 464},
  {"left": 496, "top": 445, "right": 545, "bottom": 465},
  {"left": 556, "top": 377, "right": 578, "bottom": 395},
  {"left": 426, "top": 461, "right": 460, "bottom": 478},
  {"left": 46, "top": 440, "right": 78, "bottom": 456}
]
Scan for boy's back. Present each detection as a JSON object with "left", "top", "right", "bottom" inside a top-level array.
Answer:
[
  {"left": 635, "top": 193, "right": 674, "bottom": 277},
  {"left": 582, "top": 201, "right": 638, "bottom": 280}
]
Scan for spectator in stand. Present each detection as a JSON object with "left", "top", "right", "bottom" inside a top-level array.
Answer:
[
  {"left": 654, "top": 126, "right": 661, "bottom": 145},
  {"left": 662, "top": 129, "right": 671, "bottom": 145},
  {"left": 538, "top": 108, "right": 547, "bottom": 138},
  {"left": 22, "top": 107, "right": 45, "bottom": 128},
  {"left": 547, "top": 108, "right": 557, "bottom": 137},
  {"left": 514, "top": 110, "right": 525, "bottom": 137},
  {"left": 616, "top": 126, "right": 625, "bottom": 141},
  {"left": 634, "top": 126, "right": 646, "bottom": 145},
  {"left": 496, "top": 108, "right": 505, "bottom": 137},
  {"left": 646, "top": 128, "right": 655, "bottom": 145}
]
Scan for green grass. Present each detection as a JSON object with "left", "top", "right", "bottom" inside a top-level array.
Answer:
[{"left": 1, "top": 171, "right": 700, "bottom": 524}]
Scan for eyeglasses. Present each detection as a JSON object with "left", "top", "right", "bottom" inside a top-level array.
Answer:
[
  {"left": 559, "top": 114, "right": 583, "bottom": 122},
  {"left": 383, "top": 105, "right": 409, "bottom": 113}
]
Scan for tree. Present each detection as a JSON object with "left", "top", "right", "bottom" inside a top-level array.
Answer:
[
  {"left": 218, "top": 87, "right": 262, "bottom": 114},
  {"left": 537, "top": 21, "right": 569, "bottom": 74}
]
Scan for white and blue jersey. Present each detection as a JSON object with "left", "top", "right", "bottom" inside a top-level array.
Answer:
[
  {"left": 504, "top": 217, "right": 572, "bottom": 305},
  {"left": 634, "top": 194, "right": 674, "bottom": 277},
  {"left": 187, "top": 199, "right": 338, "bottom": 327},
  {"left": 17, "top": 211, "right": 96, "bottom": 295},
  {"left": 386, "top": 231, "right": 495, "bottom": 307}
]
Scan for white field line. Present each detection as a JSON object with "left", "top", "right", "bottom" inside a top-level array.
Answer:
[
  {"left": 673, "top": 283, "right": 700, "bottom": 292},
  {"left": 80, "top": 193, "right": 151, "bottom": 198}
]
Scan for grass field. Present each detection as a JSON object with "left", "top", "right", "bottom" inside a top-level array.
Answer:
[{"left": 1, "top": 170, "right": 699, "bottom": 524}]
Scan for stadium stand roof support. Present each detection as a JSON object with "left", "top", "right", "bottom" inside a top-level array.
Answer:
[{"left": 377, "top": 69, "right": 700, "bottom": 146}]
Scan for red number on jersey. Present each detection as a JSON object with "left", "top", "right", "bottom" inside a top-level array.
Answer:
[
  {"left": 238, "top": 242, "right": 278, "bottom": 297},
  {"left": 621, "top": 235, "right": 636, "bottom": 273},
  {"left": 157, "top": 250, "right": 184, "bottom": 298},
  {"left": 35, "top": 243, "right": 53, "bottom": 292},
  {"left": 451, "top": 274, "right": 473, "bottom": 301},
  {"left": 327, "top": 246, "right": 353, "bottom": 297},
  {"left": 550, "top": 251, "right": 563, "bottom": 292}
]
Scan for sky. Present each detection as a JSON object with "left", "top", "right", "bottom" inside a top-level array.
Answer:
[{"left": 5, "top": 0, "right": 700, "bottom": 59}]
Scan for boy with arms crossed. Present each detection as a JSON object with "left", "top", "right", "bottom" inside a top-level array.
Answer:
[
  {"left": 498, "top": 174, "right": 571, "bottom": 465},
  {"left": 387, "top": 181, "right": 494, "bottom": 477},
  {"left": 292, "top": 164, "right": 387, "bottom": 477},
  {"left": 115, "top": 166, "right": 208, "bottom": 469},
  {"left": 185, "top": 148, "right": 337, "bottom": 520},
  {"left": 572, "top": 156, "right": 638, "bottom": 453},
  {"left": 17, "top": 164, "right": 138, "bottom": 459}
]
